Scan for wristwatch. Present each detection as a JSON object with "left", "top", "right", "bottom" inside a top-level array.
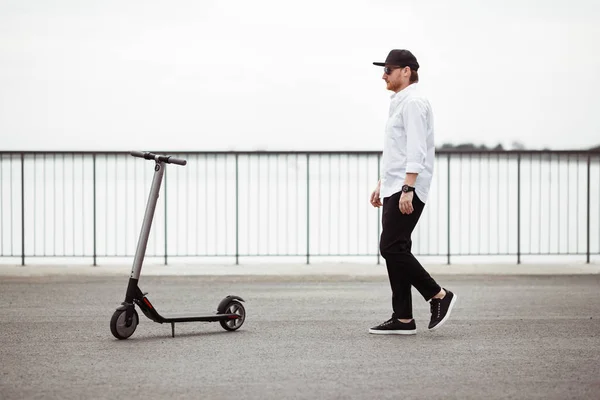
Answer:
[{"left": 401, "top": 184, "right": 415, "bottom": 193}]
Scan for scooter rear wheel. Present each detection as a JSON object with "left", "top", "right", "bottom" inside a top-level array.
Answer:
[
  {"left": 110, "top": 309, "right": 139, "bottom": 340},
  {"left": 219, "top": 300, "right": 245, "bottom": 331}
]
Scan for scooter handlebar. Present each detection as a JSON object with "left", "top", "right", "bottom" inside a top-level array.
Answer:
[{"left": 130, "top": 151, "right": 187, "bottom": 166}]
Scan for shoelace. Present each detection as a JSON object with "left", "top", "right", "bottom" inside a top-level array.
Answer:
[
  {"left": 381, "top": 318, "right": 395, "bottom": 326},
  {"left": 430, "top": 299, "right": 442, "bottom": 319}
]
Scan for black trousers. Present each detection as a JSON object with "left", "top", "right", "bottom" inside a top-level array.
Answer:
[{"left": 379, "top": 191, "right": 441, "bottom": 319}]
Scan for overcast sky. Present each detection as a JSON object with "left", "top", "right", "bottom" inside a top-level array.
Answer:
[{"left": 1, "top": 0, "right": 599, "bottom": 151}]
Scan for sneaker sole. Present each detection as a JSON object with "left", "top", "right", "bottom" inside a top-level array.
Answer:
[
  {"left": 368, "top": 329, "right": 417, "bottom": 335},
  {"left": 429, "top": 294, "right": 458, "bottom": 331}
]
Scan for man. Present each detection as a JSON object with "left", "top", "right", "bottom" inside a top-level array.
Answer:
[{"left": 369, "top": 49, "right": 457, "bottom": 335}]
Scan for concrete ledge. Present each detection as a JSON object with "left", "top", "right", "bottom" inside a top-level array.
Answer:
[{"left": 0, "top": 262, "right": 599, "bottom": 277}]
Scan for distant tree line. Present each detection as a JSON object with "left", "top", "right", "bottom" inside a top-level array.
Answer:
[
  {"left": 438, "top": 143, "right": 506, "bottom": 151},
  {"left": 437, "top": 141, "right": 600, "bottom": 152},
  {"left": 437, "top": 141, "right": 522, "bottom": 151}
]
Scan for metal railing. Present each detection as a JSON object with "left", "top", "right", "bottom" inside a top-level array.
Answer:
[{"left": 1, "top": 150, "right": 599, "bottom": 265}]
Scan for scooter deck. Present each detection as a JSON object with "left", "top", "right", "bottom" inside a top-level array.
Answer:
[
  {"left": 161, "top": 313, "right": 239, "bottom": 323},
  {"left": 163, "top": 314, "right": 242, "bottom": 338}
]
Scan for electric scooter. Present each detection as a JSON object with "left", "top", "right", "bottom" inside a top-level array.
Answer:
[{"left": 110, "top": 151, "right": 245, "bottom": 340}]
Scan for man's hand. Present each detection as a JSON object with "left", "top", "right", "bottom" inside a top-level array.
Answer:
[
  {"left": 399, "top": 191, "right": 414, "bottom": 214},
  {"left": 370, "top": 181, "right": 382, "bottom": 208}
]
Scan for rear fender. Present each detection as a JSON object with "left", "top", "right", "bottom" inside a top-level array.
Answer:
[{"left": 217, "top": 295, "right": 245, "bottom": 314}]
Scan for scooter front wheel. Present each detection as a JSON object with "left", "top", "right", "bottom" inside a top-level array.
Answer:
[
  {"left": 110, "top": 308, "right": 139, "bottom": 340},
  {"left": 219, "top": 300, "right": 245, "bottom": 331}
]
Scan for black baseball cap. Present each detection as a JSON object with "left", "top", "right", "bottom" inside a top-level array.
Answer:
[{"left": 373, "top": 49, "right": 419, "bottom": 71}]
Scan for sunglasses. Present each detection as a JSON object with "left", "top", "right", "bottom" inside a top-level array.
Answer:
[{"left": 383, "top": 66, "right": 407, "bottom": 75}]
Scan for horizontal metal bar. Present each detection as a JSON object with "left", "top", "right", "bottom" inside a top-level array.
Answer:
[
  {"left": 1, "top": 149, "right": 599, "bottom": 156},
  {"left": 15, "top": 251, "right": 599, "bottom": 258}
]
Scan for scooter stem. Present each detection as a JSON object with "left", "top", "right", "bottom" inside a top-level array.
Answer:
[{"left": 131, "top": 161, "right": 165, "bottom": 280}]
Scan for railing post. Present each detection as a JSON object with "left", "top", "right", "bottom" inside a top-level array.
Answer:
[
  {"left": 517, "top": 153, "right": 521, "bottom": 264},
  {"left": 377, "top": 153, "right": 381, "bottom": 265},
  {"left": 164, "top": 165, "right": 168, "bottom": 265},
  {"left": 21, "top": 153, "right": 25, "bottom": 266},
  {"left": 447, "top": 154, "right": 451, "bottom": 265},
  {"left": 93, "top": 154, "right": 97, "bottom": 266},
  {"left": 587, "top": 154, "right": 591, "bottom": 264},
  {"left": 235, "top": 153, "right": 239, "bottom": 265},
  {"left": 306, "top": 153, "right": 310, "bottom": 265}
]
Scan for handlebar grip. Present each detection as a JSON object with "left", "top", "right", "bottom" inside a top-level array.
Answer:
[
  {"left": 130, "top": 151, "right": 147, "bottom": 159},
  {"left": 130, "top": 151, "right": 187, "bottom": 166},
  {"left": 166, "top": 157, "right": 187, "bottom": 166}
]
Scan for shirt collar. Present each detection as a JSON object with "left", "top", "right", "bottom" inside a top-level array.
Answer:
[{"left": 390, "top": 82, "right": 418, "bottom": 101}]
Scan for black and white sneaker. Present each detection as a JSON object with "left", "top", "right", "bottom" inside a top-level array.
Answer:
[
  {"left": 369, "top": 317, "right": 417, "bottom": 335},
  {"left": 428, "top": 289, "right": 457, "bottom": 330}
]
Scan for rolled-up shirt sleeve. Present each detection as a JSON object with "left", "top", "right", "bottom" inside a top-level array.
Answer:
[{"left": 403, "top": 99, "right": 428, "bottom": 174}]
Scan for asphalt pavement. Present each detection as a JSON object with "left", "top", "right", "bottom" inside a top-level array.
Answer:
[{"left": 1, "top": 271, "right": 599, "bottom": 399}]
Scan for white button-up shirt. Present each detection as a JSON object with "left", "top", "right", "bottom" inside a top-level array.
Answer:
[{"left": 380, "top": 83, "right": 435, "bottom": 203}]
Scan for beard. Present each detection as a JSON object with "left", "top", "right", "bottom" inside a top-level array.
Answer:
[{"left": 386, "top": 79, "right": 400, "bottom": 92}]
